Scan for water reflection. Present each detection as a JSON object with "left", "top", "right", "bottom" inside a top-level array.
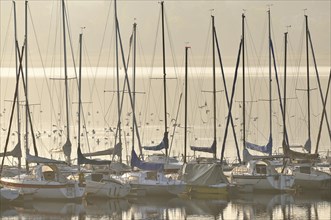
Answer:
[
  {"left": 84, "top": 197, "right": 131, "bottom": 218},
  {"left": 6, "top": 199, "right": 85, "bottom": 219},
  {"left": 0, "top": 192, "right": 329, "bottom": 220},
  {"left": 127, "top": 196, "right": 228, "bottom": 219}
]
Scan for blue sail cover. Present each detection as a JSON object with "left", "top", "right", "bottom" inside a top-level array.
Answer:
[
  {"left": 77, "top": 146, "right": 112, "bottom": 165},
  {"left": 190, "top": 140, "right": 216, "bottom": 154},
  {"left": 246, "top": 136, "right": 272, "bottom": 156},
  {"left": 143, "top": 132, "right": 168, "bottom": 151},
  {"left": 130, "top": 149, "right": 164, "bottom": 171}
]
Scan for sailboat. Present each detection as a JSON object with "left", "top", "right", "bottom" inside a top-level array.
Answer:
[
  {"left": 177, "top": 17, "right": 233, "bottom": 198},
  {"left": 75, "top": 31, "right": 130, "bottom": 198},
  {"left": 119, "top": 1, "right": 183, "bottom": 196},
  {"left": 136, "top": 1, "right": 182, "bottom": 173},
  {"left": 1, "top": 0, "right": 85, "bottom": 200},
  {"left": 230, "top": 11, "right": 295, "bottom": 192},
  {"left": 281, "top": 15, "right": 330, "bottom": 191}
]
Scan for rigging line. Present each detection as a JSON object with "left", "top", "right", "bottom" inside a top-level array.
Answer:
[
  {"left": 149, "top": 5, "right": 161, "bottom": 75},
  {"left": 92, "top": 0, "right": 115, "bottom": 122},
  {"left": 0, "top": 4, "right": 13, "bottom": 64},
  {"left": 141, "top": 7, "right": 161, "bottom": 141},
  {"left": 1, "top": 5, "right": 14, "bottom": 103},
  {"left": 0, "top": 44, "right": 22, "bottom": 176},
  {"left": 65, "top": 2, "right": 93, "bottom": 156},
  {"left": 43, "top": 0, "right": 56, "bottom": 70},
  {"left": 294, "top": 22, "right": 308, "bottom": 135},
  {"left": 28, "top": 5, "right": 60, "bottom": 133},
  {"left": 189, "top": 49, "right": 203, "bottom": 132},
  {"left": 244, "top": 19, "right": 256, "bottom": 134}
]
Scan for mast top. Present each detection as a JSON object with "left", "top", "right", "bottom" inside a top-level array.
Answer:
[
  {"left": 266, "top": 4, "right": 273, "bottom": 11},
  {"left": 303, "top": 8, "right": 308, "bottom": 16},
  {"left": 80, "top": 27, "right": 86, "bottom": 33}
]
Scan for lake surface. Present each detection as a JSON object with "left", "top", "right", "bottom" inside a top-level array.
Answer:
[
  {"left": 1, "top": 71, "right": 330, "bottom": 219},
  {"left": 1, "top": 191, "right": 330, "bottom": 220}
]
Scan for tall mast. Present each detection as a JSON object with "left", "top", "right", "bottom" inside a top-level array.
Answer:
[
  {"left": 132, "top": 22, "right": 137, "bottom": 150},
  {"left": 62, "top": 0, "right": 71, "bottom": 164},
  {"left": 161, "top": 1, "right": 168, "bottom": 157},
  {"left": 25, "top": 0, "right": 28, "bottom": 166},
  {"left": 212, "top": 15, "right": 216, "bottom": 160},
  {"left": 13, "top": 1, "right": 21, "bottom": 169},
  {"left": 283, "top": 32, "right": 288, "bottom": 143},
  {"left": 78, "top": 32, "right": 82, "bottom": 168},
  {"left": 184, "top": 46, "right": 189, "bottom": 164},
  {"left": 268, "top": 9, "right": 272, "bottom": 140},
  {"left": 242, "top": 13, "right": 246, "bottom": 151},
  {"left": 305, "top": 15, "right": 311, "bottom": 151},
  {"left": 115, "top": 0, "right": 122, "bottom": 162}
]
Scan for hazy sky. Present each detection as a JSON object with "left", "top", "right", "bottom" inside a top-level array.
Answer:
[{"left": 0, "top": 0, "right": 330, "bottom": 68}]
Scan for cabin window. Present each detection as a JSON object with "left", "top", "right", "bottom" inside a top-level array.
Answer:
[
  {"left": 43, "top": 171, "right": 55, "bottom": 181},
  {"left": 146, "top": 172, "right": 157, "bottom": 180},
  {"left": 255, "top": 164, "right": 267, "bottom": 174},
  {"left": 91, "top": 173, "right": 103, "bottom": 182},
  {"left": 299, "top": 166, "right": 311, "bottom": 174}
]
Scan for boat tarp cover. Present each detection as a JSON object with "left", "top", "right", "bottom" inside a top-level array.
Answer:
[
  {"left": 83, "top": 143, "right": 121, "bottom": 157},
  {"left": 143, "top": 132, "right": 168, "bottom": 151},
  {"left": 245, "top": 136, "right": 272, "bottom": 155},
  {"left": 77, "top": 147, "right": 111, "bottom": 165},
  {"left": 180, "top": 163, "right": 229, "bottom": 185},
  {"left": 26, "top": 152, "right": 66, "bottom": 164},
  {"left": 130, "top": 149, "right": 164, "bottom": 171},
  {"left": 0, "top": 143, "right": 22, "bottom": 158},
  {"left": 190, "top": 140, "right": 216, "bottom": 154}
]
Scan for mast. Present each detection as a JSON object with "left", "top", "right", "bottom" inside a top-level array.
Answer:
[
  {"left": 132, "top": 22, "right": 137, "bottom": 150},
  {"left": 161, "top": 1, "right": 168, "bottom": 157},
  {"left": 184, "top": 46, "right": 189, "bottom": 163},
  {"left": 62, "top": 0, "right": 71, "bottom": 165},
  {"left": 212, "top": 15, "right": 216, "bottom": 159},
  {"left": 283, "top": 32, "right": 288, "bottom": 143},
  {"left": 78, "top": 32, "right": 82, "bottom": 168},
  {"left": 305, "top": 15, "right": 311, "bottom": 151},
  {"left": 25, "top": 0, "right": 28, "bottom": 168},
  {"left": 242, "top": 13, "right": 246, "bottom": 151},
  {"left": 115, "top": 0, "right": 122, "bottom": 162},
  {"left": 13, "top": 1, "right": 21, "bottom": 169},
  {"left": 268, "top": 10, "right": 272, "bottom": 141}
]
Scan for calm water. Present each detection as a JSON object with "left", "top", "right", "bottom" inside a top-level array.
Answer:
[
  {"left": 1, "top": 70, "right": 330, "bottom": 219},
  {"left": 1, "top": 192, "right": 330, "bottom": 220}
]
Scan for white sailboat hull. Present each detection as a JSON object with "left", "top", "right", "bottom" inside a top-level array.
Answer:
[
  {"left": 0, "top": 176, "right": 85, "bottom": 200},
  {"left": 294, "top": 169, "right": 331, "bottom": 190},
  {"left": 232, "top": 174, "right": 295, "bottom": 191}
]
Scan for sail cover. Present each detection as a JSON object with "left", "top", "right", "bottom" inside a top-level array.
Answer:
[
  {"left": 26, "top": 152, "right": 66, "bottom": 164},
  {"left": 143, "top": 132, "right": 168, "bottom": 151},
  {"left": 130, "top": 149, "right": 164, "bottom": 171},
  {"left": 77, "top": 147, "right": 111, "bottom": 165},
  {"left": 246, "top": 136, "right": 272, "bottom": 156},
  {"left": 190, "top": 140, "right": 216, "bottom": 154},
  {"left": 83, "top": 143, "right": 121, "bottom": 157},
  {"left": 282, "top": 140, "right": 318, "bottom": 160},
  {"left": 0, "top": 143, "right": 22, "bottom": 158},
  {"left": 304, "top": 138, "right": 311, "bottom": 153},
  {"left": 62, "top": 139, "right": 72, "bottom": 159}
]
